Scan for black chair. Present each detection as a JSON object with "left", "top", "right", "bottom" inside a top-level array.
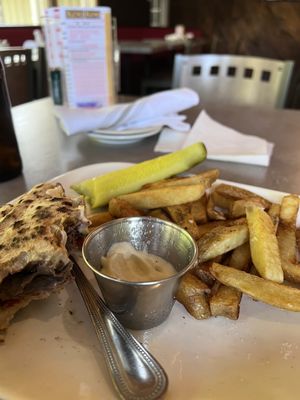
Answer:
[
  {"left": 0, "top": 48, "right": 34, "bottom": 106},
  {"left": 31, "top": 47, "right": 49, "bottom": 100}
]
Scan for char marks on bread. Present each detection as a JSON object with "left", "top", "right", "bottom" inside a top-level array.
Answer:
[{"left": 0, "top": 182, "right": 90, "bottom": 336}]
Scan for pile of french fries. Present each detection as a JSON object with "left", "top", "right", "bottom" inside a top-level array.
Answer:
[{"left": 87, "top": 168, "right": 300, "bottom": 321}]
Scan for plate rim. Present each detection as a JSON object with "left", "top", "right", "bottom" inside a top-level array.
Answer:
[{"left": 91, "top": 125, "right": 163, "bottom": 136}]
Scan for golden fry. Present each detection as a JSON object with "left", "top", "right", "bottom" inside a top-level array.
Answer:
[
  {"left": 229, "top": 242, "right": 251, "bottom": 270},
  {"left": 164, "top": 204, "right": 200, "bottom": 240},
  {"left": 277, "top": 195, "right": 300, "bottom": 283},
  {"left": 268, "top": 202, "right": 281, "bottom": 228},
  {"left": 279, "top": 194, "right": 299, "bottom": 225},
  {"left": 195, "top": 168, "right": 220, "bottom": 184},
  {"left": 210, "top": 284, "right": 242, "bottom": 319},
  {"left": 198, "top": 224, "right": 249, "bottom": 263},
  {"left": 188, "top": 196, "right": 208, "bottom": 224},
  {"left": 207, "top": 195, "right": 226, "bottom": 221},
  {"left": 210, "top": 263, "right": 300, "bottom": 312},
  {"left": 215, "top": 184, "right": 271, "bottom": 209},
  {"left": 197, "top": 218, "right": 246, "bottom": 238},
  {"left": 246, "top": 205, "right": 283, "bottom": 283},
  {"left": 296, "top": 229, "right": 300, "bottom": 252},
  {"left": 229, "top": 197, "right": 270, "bottom": 218},
  {"left": 209, "top": 243, "right": 251, "bottom": 320},
  {"left": 198, "top": 221, "right": 228, "bottom": 238},
  {"left": 212, "top": 191, "right": 233, "bottom": 210},
  {"left": 108, "top": 198, "right": 143, "bottom": 218},
  {"left": 143, "top": 169, "right": 219, "bottom": 189},
  {"left": 88, "top": 211, "right": 114, "bottom": 228},
  {"left": 147, "top": 208, "right": 171, "bottom": 221},
  {"left": 118, "top": 184, "right": 206, "bottom": 209},
  {"left": 176, "top": 272, "right": 211, "bottom": 319},
  {"left": 193, "top": 260, "right": 219, "bottom": 287}
]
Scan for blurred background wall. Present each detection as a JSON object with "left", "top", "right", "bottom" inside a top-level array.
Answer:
[
  {"left": 169, "top": 0, "right": 300, "bottom": 106},
  {"left": 1, "top": 0, "right": 300, "bottom": 106}
]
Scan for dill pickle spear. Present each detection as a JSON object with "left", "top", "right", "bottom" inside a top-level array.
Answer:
[{"left": 71, "top": 142, "right": 207, "bottom": 208}]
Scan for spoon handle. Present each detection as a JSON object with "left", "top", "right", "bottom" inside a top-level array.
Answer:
[{"left": 71, "top": 257, "right": 168, "bottom": 400}]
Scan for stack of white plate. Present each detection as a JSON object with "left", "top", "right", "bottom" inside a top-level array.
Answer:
[{"left": 87, "top": 126, "right": 163, "bottom": 144}]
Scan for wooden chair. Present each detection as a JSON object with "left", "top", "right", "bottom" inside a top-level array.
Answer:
[{"left": 172, "top": 54, "right": 294, "bottom": 108}]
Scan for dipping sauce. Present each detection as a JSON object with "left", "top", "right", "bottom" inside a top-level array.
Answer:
[{"left": 100, "top": 242, "right": 177, "bottom": 282}]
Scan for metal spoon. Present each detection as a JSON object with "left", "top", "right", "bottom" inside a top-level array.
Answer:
[{"left": 70, "top": 257, "right": 168, "bottom": 400}]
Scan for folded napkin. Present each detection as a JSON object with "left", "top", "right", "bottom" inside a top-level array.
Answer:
[
  {"left": 54, "top": 88, "right": 199, "bottom": 136},
  {"left": 154, "top": 110, "right": 274, "bottom": 166}
]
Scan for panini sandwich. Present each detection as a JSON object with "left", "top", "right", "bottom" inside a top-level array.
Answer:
[{"left": 0, "top": 182, "right": 89, "bottom": 337}]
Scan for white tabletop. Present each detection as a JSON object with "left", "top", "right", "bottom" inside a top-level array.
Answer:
[{"left": 1, "top": 97, "right": 300, "bottom": 204}]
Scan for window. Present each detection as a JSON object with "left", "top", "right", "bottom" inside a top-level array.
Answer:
[
  {"left": 0, "top": 0, "right": 97, "bottom": 26},
  {"left": 149, "top": 0, "right": 169, "bottom": 27}
]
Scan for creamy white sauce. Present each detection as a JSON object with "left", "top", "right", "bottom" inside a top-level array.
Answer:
[{"left": 100, "top": 242, "right": 176, "bottom": 282}]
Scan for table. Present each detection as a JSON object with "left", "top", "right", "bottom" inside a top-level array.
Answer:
[
  {"left": 119, "top": 38, "right": 206, "bottom": 55},
  {"left": 119, "top": 38, "right": 206, "bottom": 95},
  {"left": 1, "top": 97, "right": 300, "bottom": 204},
  {"left": 119, "top": 40, "right": 183, "bottom": 95},
  {"left": 119, "top": 39, "right": 185, "bottom": 55},
  {"left": 2, "top": 97, "right": 300, "bottom": 400}
]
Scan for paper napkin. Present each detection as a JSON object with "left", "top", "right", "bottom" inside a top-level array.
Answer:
[
  {"left": 54, "top": 88, "right": 199, "bottom": 136},
  {"left": 154, "top": 110, "right": 274, "bottom": 166}
]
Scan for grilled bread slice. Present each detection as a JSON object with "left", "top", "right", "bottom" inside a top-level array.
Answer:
[{"left": 0, "top": 182, "right": 89, "bottom": 333}]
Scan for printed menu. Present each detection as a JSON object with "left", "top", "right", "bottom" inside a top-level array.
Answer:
[{"left": 44, "top": 6, "right": 115, "bottom": 108}]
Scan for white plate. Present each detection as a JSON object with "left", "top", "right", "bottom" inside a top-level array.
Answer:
[
  {"left": 93, "top": 126, "right": 161, "bottom": 136},
  {"left": 87, "top": 126, "right": 162, "bottom": 144},
  {"left": 1, "top": 163, "right": 300, "bottom": 400}
]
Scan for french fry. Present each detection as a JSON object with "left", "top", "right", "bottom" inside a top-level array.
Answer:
[
  {"left": 279, "top": 195, "right": 299, "bottom": 225},
  {"left": 176, "top": 272, "right": 211, "bottom": 319},
  {"left": 209, "top": 243, "right": 251, "bottom": 319},
  {"left": 229, "top": 197, "right": 270, "bottom": 218},
  {"left": 193, "top": 168, "right": 220, "bottom": 185},
  {"left": 214, "top": 184, "right": 271, "bottom": 209},
  {"left": 246, "top": 205, "right": 283, "bottom": 283},
  {"left": 198, "top": 220, "right": 228, "bottom": 238},
  {"left": 189, "top": 196, "right": 208, "bottom": 224},
  {"left": 210, "top": 263, "right": 300, "bottom": 312},
  {"left": 108, "top": 198, "right": 144, "bottom": 218},
  {"left": 193, "top": 256, "right": 223, "bottom": 287},
  {"left": 249, "top": 264, "right": 259, "bottom": 276},
  {"left": 143, "top": 169, "right": 219, "bottom": 189},
  {"left": 277, "top": 195, "right": 300, "bottom": 283},
  {"left": 229, "top": 242, "right": 251, "bottom": 270},
  {"left": 207, "top": 195, "right": 226, "bottom": 221},
  {"left": 268, "top": 202, "right": 281, "bottom": 228},
  {"left": 210, "top": 284, "right": 241, "bottom": 319},
  {"left": 296, "top": 229, "right": 300, "bottom": 253},
  {"left": 211, "top": 191, "right": 233, "bottom": 210},
  {"left": 147, "top": 208, "right": 171, "bottom": 221},
  {"left": 164, "top": 204, "right": 200, "bottom": 240},
  {"left": 198, "top": 224, "right": 249, "bottom": 263},
  {"left": 197, "top": 218, "right": 246, "bottom": 238},
  {"left": 118, "top": 184, "right": 206, "bottom": 209},
  {"left": 88, "top": 211, "right": 114, "bottom": 228}
]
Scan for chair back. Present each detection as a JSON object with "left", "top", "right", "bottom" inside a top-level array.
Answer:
[
  {"left": 172, "top": 54, "right": 294, "bottom": 108},
  {"left": 0, "top": 48, "right": 34, "bottom": 106}
]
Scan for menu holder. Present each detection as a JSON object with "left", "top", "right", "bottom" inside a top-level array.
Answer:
[{"left": 43, "top": 6, "right": 115, "bottom": 108}]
